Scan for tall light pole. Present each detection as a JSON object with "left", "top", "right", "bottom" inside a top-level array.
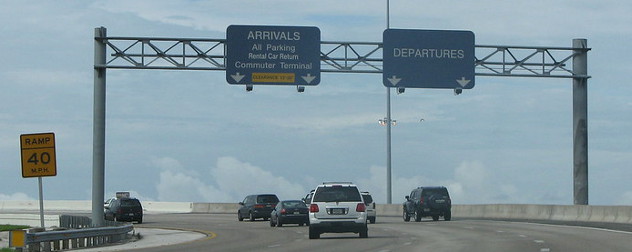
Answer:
[{"left": 385, "top": 0, "right": 393, "bottom": 204}]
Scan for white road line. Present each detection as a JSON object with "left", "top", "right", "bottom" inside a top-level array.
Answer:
[
  {"left": 519, "top": 234, "right": 528, "bottom": 238},
  {"left": 534, "top": 240, "right": 545, "bottom": 243},
  {"left": 541, "top": 248, "right": 551, "bottom": 252},
  {"left": 504, "top": 221, "right": 632, "bottom": 235},
  {"left": 268, "top": 244, "right": 281, "bottom": 248}
]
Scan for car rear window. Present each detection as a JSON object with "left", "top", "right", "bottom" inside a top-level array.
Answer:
[
  {"left": 362, "top": 194, "right": 373, "bottom": 203},
  {"left": 282, "top": 201, "right": 307, "bottom": 208},
  {"left": 313, "top": 187, "right": 361, "bottom": 202},
  {"left": 422, "top": 188, "right": 449, "bottom": 197},
  {"left": 257, "top": 195, "right": 279, "bottom": 204},
  {"left": 120, "top": 199, "right": 141, "bottom": 207}
]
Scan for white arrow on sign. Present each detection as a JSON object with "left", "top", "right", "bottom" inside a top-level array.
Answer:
[
  {"left": 302, "top": 73, "right": 316, "bottom": 84},
  {"left": 387, "top": 75, "right": 402, "bottom": 86},
  {"left": 231, "top": 72, "right": 245, "bottom": 83},
  {"left": 456, "top": 77, "right": 471, "bottom": 87}
]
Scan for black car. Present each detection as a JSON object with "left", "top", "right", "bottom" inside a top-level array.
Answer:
[
  {"left": 238, "top": 194, "right": 280, "bottom": 221},
  {"left": 403, "top": 186, "right": 451, "bottom": 222},
  {"left": 270, "top": 200, "right": 309, "bottom": 227},
  {"left": 104, "top": 197, "right": 143, "bottom": 223}
]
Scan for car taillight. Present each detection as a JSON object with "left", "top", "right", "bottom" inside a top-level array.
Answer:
[
  {"left": 254, "top": 204, "right": 265, "bottom": 208},
  {"left": 420, "top": 198, "right": 424, "bottom": 204},
  {"left": 310, "top": 204, "right": 319, "bottom": 213},
  {"left": 281, "top": 208, "right": 287, "bottom": 214},
  {"left": 356, "top": 203, "right": 366, "bottom": 212}
]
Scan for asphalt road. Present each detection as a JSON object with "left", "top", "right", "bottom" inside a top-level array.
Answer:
[{"left": 130, "top": 213, "right": 632, "bottom": 251}]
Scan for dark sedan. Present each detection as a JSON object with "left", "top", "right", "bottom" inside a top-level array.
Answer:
[{"left": 269, "top": 200, "right": 309, "bottom": 227}]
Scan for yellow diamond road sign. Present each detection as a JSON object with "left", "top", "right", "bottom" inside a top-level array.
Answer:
[{"left": 20, "top": 132, "right": 57, "bottom": 178}]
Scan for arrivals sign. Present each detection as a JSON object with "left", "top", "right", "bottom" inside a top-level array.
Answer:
[
  {"left": 383, "top": 29, "right": 475, "bottom": 89},
  {"left": 20, "top": 132, "right": 57, "bottom": 177},
  {"left": 226, "top": 25, "right": 321, "bottom": 85}
]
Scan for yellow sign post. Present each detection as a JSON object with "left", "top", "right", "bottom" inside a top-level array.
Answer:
[
  {"left": 9, "top": 229, "right": 26, "bottom": 248},
  {"left": 20, "top": 132, "right": 57, "bottom": 228},
  {"left": 20, "top": 132, "right": 57, "bottom": 177}
]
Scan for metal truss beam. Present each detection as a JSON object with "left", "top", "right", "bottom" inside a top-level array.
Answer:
[{"left": 96, "top": 36, "right": 590, "bottom": 79}]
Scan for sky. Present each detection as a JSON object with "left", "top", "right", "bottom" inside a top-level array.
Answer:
[{"left": 1, "top": 0, "right": 631, "bottom": 205}]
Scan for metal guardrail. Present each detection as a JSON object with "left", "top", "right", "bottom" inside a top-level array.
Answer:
[{"left": 21, "top": 215, "right": 134, "bottom": 252}]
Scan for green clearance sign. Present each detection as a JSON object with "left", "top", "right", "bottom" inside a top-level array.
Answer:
[{"left": 20, "top": 132, "right": 57, "bottom": 177}]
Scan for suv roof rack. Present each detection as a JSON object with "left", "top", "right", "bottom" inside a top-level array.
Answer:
[{"left": 322, "top": 182, "right": 353, "bottom": 185}]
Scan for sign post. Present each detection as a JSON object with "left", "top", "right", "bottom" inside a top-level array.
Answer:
[
  {"left": 226, "top": 25, "right": 321, "bottom": 86},
  {"left": 383, "top": 29, "right": 475, "bottom": 89},
  {"left": 20, "top": 132, "right": 57, "bottom": 228}
]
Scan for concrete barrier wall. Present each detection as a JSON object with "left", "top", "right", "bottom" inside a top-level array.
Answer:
[{"left": 2, "top": 201, "right": 631, "bottom": 225}]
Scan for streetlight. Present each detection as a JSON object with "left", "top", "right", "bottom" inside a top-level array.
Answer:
[{"left": 378, "top": 118, "right": 397, "bottom": 126}]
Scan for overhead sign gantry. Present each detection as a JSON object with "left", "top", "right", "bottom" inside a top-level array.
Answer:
[{"left": 93, "top": 25, "right": 590, "bottom": 226}]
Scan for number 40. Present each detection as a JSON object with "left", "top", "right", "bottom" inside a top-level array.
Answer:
[{"left": 28, "top": 152, "right": 51, "bottom": 165}]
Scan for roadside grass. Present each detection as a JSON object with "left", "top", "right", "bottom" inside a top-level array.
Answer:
[{"left": 0, "top": 225, "right": 29, "bottom": 232}]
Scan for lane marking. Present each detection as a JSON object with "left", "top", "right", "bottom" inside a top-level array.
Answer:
[
  {"left": 500, "top": 221, "right": 632, "bottom": 235},
  {"left": 541, "top": 249, "right": 551, "bottom": 252},
  {"left": 534, "top": 240, "right": 545, "bottom": 243},
  {"left": 268, "top": 244, "right": 281, "bottom": 248}
]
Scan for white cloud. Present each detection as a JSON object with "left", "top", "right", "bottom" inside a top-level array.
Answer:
[
  {"left": 358, "top": 161, "right": 524, "bottom": 204},
  {"left": 0, "top": 192, "right": 35, "bottom": 201},
  {"left": 154, "top": 156, "right": 306, "bottom": 202}
]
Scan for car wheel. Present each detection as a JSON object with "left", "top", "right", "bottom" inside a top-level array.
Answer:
[
  {"left": 403, "top": 209, "right": 410, "bottom": 222},
  {"left": 432, "top": 215, "right": 439, "bottom": 221},
  {"left": 414, "top": 210, "right": 422, "bottom": 222},
  {"left": 249, "top": 212, "right": 255, "bottom": 221},
  {"left": 359, "top": 225, "right": 368, "bottom": 238},
  {"left": 270, "top": 218, "right": 275, "bottom": 227},
  {"left": 277, "top": 218, "right": 283, "bottom": 227},
  {"left": 299, "top": 223, "right": 304, "bottom": 226},
  {"left": 444, "top": 211, "right": 452, "bottom": 221},
  {"left": 238, "top": 211, "right": 243, "bottom": 221},
  {"left": 137, "top": 218, "right": 143, "bottom": 224},
  {"left": 369, "top": 217, "right": 376, "bottom": 224},
  {"left": 308, "top": 226, "right": 320, "bottom": 239}
]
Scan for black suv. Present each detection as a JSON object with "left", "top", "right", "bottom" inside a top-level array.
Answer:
[
  {"left": 104, "top": 198, "right": 143, "bottom": 223},
  {"left": 403, "top": 186, "right": 451, "bottom": 222},
  {"left": 238, "top": 194, "right": 280, "bottom": 221}
]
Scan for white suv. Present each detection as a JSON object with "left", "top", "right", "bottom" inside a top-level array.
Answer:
[
  {"left": 361, "top": 192, "right": 376, "bottom": 224},
  {"left": 308, "top": 182, "right": 368, "bottom": 239}
]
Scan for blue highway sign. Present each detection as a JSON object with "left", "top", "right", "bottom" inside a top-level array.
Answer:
[
  {"left": 383, "top": 29, "right": 475, "bottom": 89},
  {"left": 226, "top": 25, "right": 321, "bottom": 85}
]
